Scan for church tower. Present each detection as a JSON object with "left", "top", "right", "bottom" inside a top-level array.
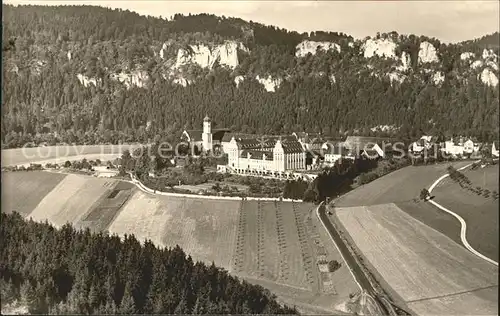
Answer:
[{"left": 202, "top": 115, "right": 213, "bottom": 153}]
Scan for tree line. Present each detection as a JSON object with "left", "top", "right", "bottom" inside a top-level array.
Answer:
[{"left": 1, "top": 212, "right": 297, "bottom": 314}]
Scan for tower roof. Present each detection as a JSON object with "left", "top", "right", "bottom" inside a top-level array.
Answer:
[{"left": 203, "top": 115, "right": 211, "bottom": 122}]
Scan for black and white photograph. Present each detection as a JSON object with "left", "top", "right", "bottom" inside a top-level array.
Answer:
[{"left": 1, "top": 0, "right": 499, "bottom": 314}]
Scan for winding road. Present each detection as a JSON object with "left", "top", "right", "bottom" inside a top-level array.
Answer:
[{"left": 427, "top": 161, "right": 498, "bottom": 266}]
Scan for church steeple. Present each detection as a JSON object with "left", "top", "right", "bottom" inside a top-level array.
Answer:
[{"left": 202, "top": 114, "right": 212, "bottom": 153}]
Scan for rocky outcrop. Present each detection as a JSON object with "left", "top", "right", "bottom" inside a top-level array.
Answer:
[
  {"left": 234, "top": 75, "right": 245, "bottom": 87},
  {"left": 255, "top": 75, "right": 282, "bottom": 92},
  {"left": 173, "top": 78, "right": 191, "bottom": 87},
  {"left": 482, "top": 48, "right": 497, "bottom": 61},
  {"left": 110, "top": 70, "right": 149, "bottom": 89},
  {"left": 418, "top": 41, "right": 438, "bottom": 64},
  {"left": 471, "top": 60, "right": 484, "bottom": 69},
  {"left": 388, "top": 72, "right": 405, "bottom": 84},
  {"left": 460, "top": 52, "right": 474, "bottom": 61},
  {"left": 174, "top": 41, "right": 248, "bottom": 70},
  {"left": 329, "top": 74, "right": 336, "bottom": 84},
  {"left": 370, "top": 125, "right": 398, "bottom": 132},
  {"left": 432, "top": 71, "right": 445, "bottom": 85},
  {"left": 486, "top": 61, "right": 499, "bottom": 71},
  {"left": 159, "top": 42, "right": 168, "bottom": 59},
  {"left": 31, "top": 60, "right": 46, "bottom": 76},
  {"left": 362, "top": 38, "right": 396, "bottom": 59},
  {"left": 77, "top": 74, "right": 100, "bottom": 87},
  {"left": 396, "top": 51, "right": 411, "bottom": 72},
  {"left": 8, "top": 63, "right": 19, "bottom": 75},
  {"left": 479, "top": 68, "right": 499, "bottom": 87},
  {"left": 295, "top": 40, "right": 341, "bottom": 57}
]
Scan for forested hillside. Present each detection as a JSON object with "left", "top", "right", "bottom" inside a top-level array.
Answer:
[
  {"left": 2, "top": 4, "right": 499, "bottom": 148},
  {"left": 0, "top": 212, "right": 297, "bottom": 314}
]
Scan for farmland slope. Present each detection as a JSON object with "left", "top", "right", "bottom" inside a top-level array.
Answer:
[
  {"left": 431, "top": 164, "right": 499, "bottom": 262},
  {"left": 1, "top": 171, "right": 66, "bottom": 216},
  {"left": 334, "top": 203, "right": 498, "bottom": 315},
  {"left": 26, "top": 174, "right": 118, "bottom": 229},
  {"left": 1, "top": 171, "right": 361, "bottom": 314},
  {"left": 335, "top": 162, "right": 471, "bottom": 207}
]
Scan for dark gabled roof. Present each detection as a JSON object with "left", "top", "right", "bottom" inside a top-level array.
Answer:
[
  {"left": 183, "top": 128, "right": 229, "bottom": 142},
  {"left": 240, "top": 150, "right": 274, "bottom": 160},
  {"left": 362, "top": 149, "right": 379, "bottom": 157},
  {"left": 212, "top": 129, "right": 230, "bottom": 142},
  {"left": 222, "top": 133, "right": 256, "bottom": 142},
  {"left": 281, "top": 141, "right": 305, "bottom": 154},
  {"left": 237, "top": 138, "right": 263, "bottom": 149},
  {"left": 228, "top": 134, "right": 298, "bottom": 150},
  {"left": 182, "top": 130, "right": 202, "bottom": 142}
]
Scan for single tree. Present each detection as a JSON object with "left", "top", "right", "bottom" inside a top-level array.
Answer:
[{"left": 420, "top": 188, "right": 430, "bottom": 201}]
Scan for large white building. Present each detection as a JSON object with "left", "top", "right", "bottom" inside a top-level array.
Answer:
[{"left": 224, "top": 136, "right": 306, "bottom": 174}]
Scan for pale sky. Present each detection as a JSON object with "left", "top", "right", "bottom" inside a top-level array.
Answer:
[{"left": 4, "top": 0, "right": 500, "bottom": 43}]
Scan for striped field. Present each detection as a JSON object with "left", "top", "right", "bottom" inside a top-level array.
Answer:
[{"left": 334, "top": 203, "right": 498, "bottom": 315}]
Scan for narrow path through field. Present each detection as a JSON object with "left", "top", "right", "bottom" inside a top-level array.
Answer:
[{"left": 427, "top": 161, "right": 498, "bottom": 266}]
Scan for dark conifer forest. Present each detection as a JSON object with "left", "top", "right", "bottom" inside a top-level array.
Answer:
[
  {"left": 0, "top": 212, "right": 297, "bottom": 314},
  {"left": 2, "top": 4, "right": 499, "bottom": 148}
]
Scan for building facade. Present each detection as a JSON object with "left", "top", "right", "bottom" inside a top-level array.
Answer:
[
  {"left": 225, "top": 136, "right": 306, "bottom": 173},
  {"left": 181, "top": 116, "right": 230, "bottom": 153}
]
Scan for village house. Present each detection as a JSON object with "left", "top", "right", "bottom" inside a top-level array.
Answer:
[
  {"left": 93, "top": 165, "right": 118, "bottom": 178},
  {"left": 323, "top": 143, "right": 355, "bottom": 165},
  {"left": 443, "top": 137, "right": 480, "bottom": 156},
  {"left": 342, "top": 136, "right": 394, "bottom": 157},
  {"left": 411, "top": 135, "right": 438, "bottom": 153},
  {"left": 492, "top": 141, "right": 499, "bottom": 158}
]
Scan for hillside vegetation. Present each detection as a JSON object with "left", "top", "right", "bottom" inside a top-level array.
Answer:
[
  {"left": 2, "top": 5, "right": 499, "bottom": 148},
  {"left": 0, "top": 211, "right": 297, "bottom": 314}
]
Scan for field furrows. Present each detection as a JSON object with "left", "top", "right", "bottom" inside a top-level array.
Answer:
[
  {"left": 279, "top": 203, "right": 308, "bottom": 289},
  {"left": 304, "top": 212, "right": 333, "bottom": 294},
  {"left": 275, "top": 201, "right": 290, "bottom": 282},
  {"left": 242, "top": 201, "right": 259, "bottom": 276},
  {"left": 292, "top": 202, "right": 315, "bottom": 287},
  {"left": 261, "top": 202, "right": 280, "bottom": 281},
  {"left": 232, "top": 201, "right": 246, "bottom": 273},
  {"left": 256, "top": 201, "right": 265, "bottom": 277}
]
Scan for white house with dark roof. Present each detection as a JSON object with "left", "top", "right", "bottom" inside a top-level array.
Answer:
[
  {"left": 492, "top": 141, "right": 499, "bottom": 157},
  {"left": 411, "top": 135, "right": 438, "bottom": 153},
  {"left": 324, "top": 143, "right": 355, "bottom": 165}
]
